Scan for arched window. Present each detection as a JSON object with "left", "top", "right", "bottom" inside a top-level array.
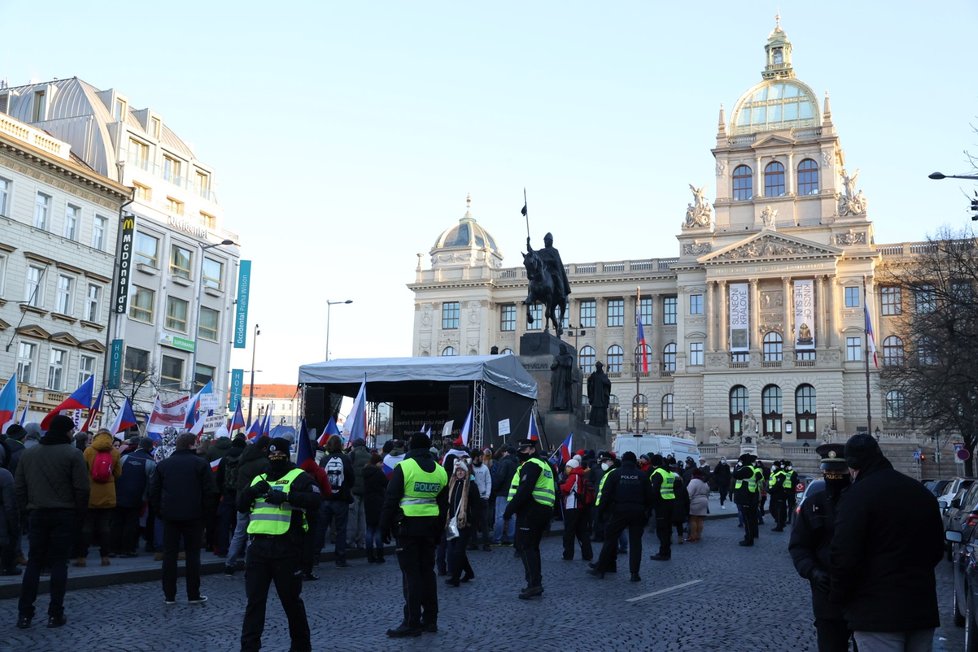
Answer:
[
  {"left": 500, "top": 347, "right": 514, "bottom": 355},
  {"left": 608, "top": 395, "right": 620, "bottom": 423},
  {"left": 441, "top": 346, "right": 456, "bottom": 356},
  {"left": 662, "top": 343, "right": 677, "bottom": 372},
  {"left": 885, "top": 390, "right": 906, "bottom": 420},
  {"left": 661, "top": 393, "right": 674, "bottom": 422},
  {"left": 733, "top": 165, "right": 753, "bottom": 200},
  {"left": 762, "top": 384, "right": 783, "bottom": 438},
  {"left": 729, "top": 385, "right": 748, "bottom": 436},
  {"left": 795, "top": 384, "right": 816, "bottom": 439},
  {"left": 634, "top": 343, "right": 652, "bottom": 374},
  {"left": 797, "top": 158, "right": 819, "bottom": 195},
  {"left": 763, "top": 331, "right": 783, "bottom": 362},
  {"left": 607, "top": 345, "right": 624, "bottom": 373},
  {"left": 764, "top": 161, "right": 785, "bottom": 197},
  {"left": 633, "top": 393, "right": 648, "bottom": 425},
  {"left": 579, "top": 345, "right": 596, "bottom": 375},
  {"left": 882, "top": 336, "right": 904, "bottom": 366}
]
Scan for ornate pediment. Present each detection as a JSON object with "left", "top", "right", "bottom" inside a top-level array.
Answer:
[
  {"left": 15, "top": 324, "right": 51, "bottom": 339},
  {"left": 49, "top": 331, "right": 81, "bottom": 346},
  {"left": 0, "top": 318, "right": 9, "bottom": 330},
  {"left": 79, "top": 339, "right": 106, "bottom": 353},
  {"left": 700, "top": 232, "right": 841, "bottom": 264},
  {"left": 753, "top": 133, "right": 795, "bottom": 148}
]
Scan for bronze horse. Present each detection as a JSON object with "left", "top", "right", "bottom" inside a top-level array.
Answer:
[{"left": 522, "top": 249, "right": 566, "bottom": 336}]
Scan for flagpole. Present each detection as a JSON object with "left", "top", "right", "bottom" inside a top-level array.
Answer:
[
  {"left": 635, "top": 286, "right": 642, "bottom": 432},
  {"left": 862, "top": 276, "right": 872, "bottom": 434},
  {"left": 522, "top": 188, "right": 529, "bottom": 239}
]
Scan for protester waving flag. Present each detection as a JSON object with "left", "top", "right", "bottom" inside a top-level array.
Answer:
[
  {"left": 296, "top": 419, "right": 315, "bottom": 467},
  {"left": 317, "top": 416, "right": 340, "bottom": 447},
  {"left": 81, "top": 384, "right": 105, "bottom": 432},
  {"left": 146, "top": 395, "right": 189, "bottom": 442},
  {"left": 558, "top": 432, "right": 573, "bottom": 464},
  {"left": 109, "top": 397, "right": 139, "bottom": 439},
  {"left": 41, "top": 375, "right": 94, "bottom": 430},
  {"left": 0, "top": 372, "right": 16, "bottom": 430}
]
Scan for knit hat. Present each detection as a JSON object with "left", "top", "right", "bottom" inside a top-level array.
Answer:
[
  {"left": 5, "top": 423, "right": 26, "bottom": 440},
  {"left": 566, "top": 459, "right": 580, "bottom": 469},
  {"left": 409, "top": 431, "right": 431, "bottom": 451},
  {"left": 47, "top": 415, "right": 75, "bottom": 438},
  {"left": 844, "top": 434, "right": 883, "bottom": 470},
  {"left": 649, "top": 453, "right": 664, "bottom": 467},
  {"left": 454, "top": 458, "right": 469, "bottom": 474},
  {"left": 621, "top": 451, "right": 637, "bottom": 463}
]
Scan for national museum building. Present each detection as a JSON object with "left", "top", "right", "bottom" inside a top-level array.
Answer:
[{"left": 409, "top": 22, "right": 924, "bottom": 443}]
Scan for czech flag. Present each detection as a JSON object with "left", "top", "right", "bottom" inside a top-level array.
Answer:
[
  {"left": 109, "top": 397, "right": 138, "bottom": 439},
  {"left": 260, "top": 405, "right": 272, "bottom": 437},
  {"left": 864, "top": 303, "right": 879, "bottom": 368},
  {"left": 527, "top": 410, "right": 539, "bottom": 441},
  {"left": 189, "top": 410, "right": 206, "bottom": 437},
  {"left": 229, "top": 401, "right": 246, "bottom": 432},
  {"left": 41, "top": 375, "right": 94, "bottom": 430},
  {"left": 185, "top": 381, "right": 213, "bottom": 429},
  {"left": 0, "top": 373, "right": 16, "bottom": 430},
  {"left": 245, "top": 417, "right": 262, "bottom": 442},
  {"left": 18, "top": 398, "right": 30, "bottom": 426},
  {"left": 81, "top": 384, "right": 105, "bottom": 433},
  {"left": 296, "top": 419, "right": 315, "bottom": 467},
  {"left": 318, "top": 416, "right": 340, "bottom": 447},
  {"left": 342, "top": 379, "right": 367, "bottom": 446},
  {"left": 209, "top": 457, "right": 221, "bottom": 473},
  {"left": 636, "top": 312, "right": 649, "bottom": 374},
  {"left": 382, "top": 450, "right": 405, "bottom": 479},
  {"left": 459, "top": 407, "right": 473, "bottom": 448},
  {"left": 558, "top": 432, "right": 573, "bottom": 464}
]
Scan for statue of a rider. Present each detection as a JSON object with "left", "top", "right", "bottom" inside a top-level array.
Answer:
[{"left": 526, "top": 232, "right": 571, "bottom": 304}]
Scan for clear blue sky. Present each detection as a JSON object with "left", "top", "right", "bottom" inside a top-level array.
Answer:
[{"left": 3, "top": 1, "right": 976, "bottom": 384}]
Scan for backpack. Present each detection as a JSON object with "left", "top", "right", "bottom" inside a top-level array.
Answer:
[
  {"left": 223, "top": 455, "right": 240, "bottom": 494},
  {"left": 580, "top": 473, "right": 596, "bottom": 507},
  {"left": 324, "top": 455, "right": 346, "bottom": 497},
  {"left": 91, "top": 450, "right": 114, "bottom": 483}
]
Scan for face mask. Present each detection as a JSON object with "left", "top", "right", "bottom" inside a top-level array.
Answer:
[
  {"left": 601, "top": 462, "right": 610, "bottom": 471},
  {"left": 517, "top": 451, "right": 531, "bottom": 461}
]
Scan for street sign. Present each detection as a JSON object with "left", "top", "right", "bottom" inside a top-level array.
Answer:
[{"left": 958, "top": 448, "right": 971, "bottom": 461}]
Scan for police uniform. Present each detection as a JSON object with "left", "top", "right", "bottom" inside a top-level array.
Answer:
[
  {"left": 588, "top": 452, "right": 653, "bottom": 581},
  {"left": 768, "top": 461, "right": 788, "bottom": 532},
  {"left": 238, "top": 438, "right": 322, "bottom": 652},
  {"left": 380, "top": 433, "right": 448, "bottom": 637},
  {"left": 733, "top": 454, "right": 759, "bottom": 546},
  {"left": 502, "top": 439, "right": 555, "bottom": 599},
  {"left": 788, "top": 444, "right": 851, "bottom": 652},
  {"left": 784, "top": 462, "right": 799, "bottom": 524},
  {"left": 649, "top": 455, "right": 676, "bottom": 561}
]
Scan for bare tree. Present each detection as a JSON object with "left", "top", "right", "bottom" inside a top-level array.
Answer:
[{"left": 878, "top": 227, "right": 978, "bottom": 474}]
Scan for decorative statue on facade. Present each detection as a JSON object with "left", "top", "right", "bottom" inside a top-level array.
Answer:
[
  {"left": 838, "top": 167, "right": 868, "bottom": 216},
  {"left": 549, "top": 343, "right": 574, "bottom": 411},
  {"left": 684, "top": 184, "right": 713, "bottom": 229},
  {"left": 587, "top": 361, "right": 612, "bottom": 427},
  {"left": 742, "top": 410, "right": 759, "bottom": 440},
  {"left": 761, "top": 205, "right": 778, "bottom": 229},
  {"left": 524, "top": 232, "right": 570, "bottom": 336}
]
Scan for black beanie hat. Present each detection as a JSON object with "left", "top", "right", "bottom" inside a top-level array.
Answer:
[
  {"left": 47, "top": 415, "right": 75, "bottom": 438},
  {"left": 845, "top": 434, "right": 883, "bottom": 470},
  {"left": 409, "top": 432, "right": 431, "bottom": 451},
  {"left": 621, "top": 451, "right": 637, "bottom": 463}
]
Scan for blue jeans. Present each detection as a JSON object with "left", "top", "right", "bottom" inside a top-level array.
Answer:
[
  {"left": 319, "top": 500, "right": 348, "bottom": 562},
  {"left": 364, "top": 525, "right": 383, "bottom": 553},
  {"left": 226, "top": 511, "right": 250, "bottom": 568},
  {"left": 492, "top": 496, "right": 514, "bottom": 543}
]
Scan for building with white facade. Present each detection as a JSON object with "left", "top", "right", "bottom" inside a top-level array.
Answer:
[
  {"left": 1, "top": 78, "right": 241, "bottom": 419},
  {"left": 0, "top": 111, "right": 128, "bottom": 425},
  {"left": 409, "top": 22, "right": 925, "bottom": 443}
]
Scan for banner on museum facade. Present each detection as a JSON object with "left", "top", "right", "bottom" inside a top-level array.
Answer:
[
  {"left": 729, "top": 283, "right": 750, "bottom": 352},
  {"left": 793, "top": 279, "right": 815, "bottom": 350}
]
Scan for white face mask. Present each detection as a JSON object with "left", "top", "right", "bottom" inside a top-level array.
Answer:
[{"left": 601, "top": 462, "right": 610, "bottom": 471}]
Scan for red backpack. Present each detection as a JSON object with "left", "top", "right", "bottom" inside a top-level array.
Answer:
[
  {"left": 91, "top": 450, "right": 114, "bottom": 483},
  {"left": 579, "top": 472, "right": 596, "bottom": 507}
]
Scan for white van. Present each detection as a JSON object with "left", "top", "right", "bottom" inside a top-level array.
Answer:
[{"left": 612, "top": 433, "right": 702, "bottom": 462}]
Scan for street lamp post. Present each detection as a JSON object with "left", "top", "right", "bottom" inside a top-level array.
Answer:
[
  {"left": 325, "top": 299, "right": 353, "bottom": 361},
  {"left": 247, "top": 323, "right": 260, "bottom": 425},
  {"left": 685, "top": 406, "right": 690, "bottom": 430},
  {"left": 928, "top": 172, "right": 978, "bottom": 181},
  {"left": 831, "top": 403, "right": 837, "bottom": 431},
  {"left": 189, "top": 238, "right": 234, "bottom": 392}
]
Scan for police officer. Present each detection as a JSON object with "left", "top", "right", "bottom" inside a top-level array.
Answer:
[
  {"left": 733, "top": 454, "right": 759, "bottom": 546},
  {"left": 380, "top": 432, "right": 448, "bottom": 637},
  {"left": 768, "top": 460, "right": 788, "bottom": 532},
  {"left": 784, "top": 460, "right": 799, "bottom": 524},
  {"left": 502, "top": 439, "right": 555, "bottom": 599},
  {"left": 789, "top": 444, "right": 851, "bottom": 651},
  {"left": 588, "top": 451, "right": 653, "bottom": 582},
  {"left": 648, "top": 454, "right": 675, "bottom": 561},
  {"left": 238, "top": 438, "right": 322, "bottom": 652}
]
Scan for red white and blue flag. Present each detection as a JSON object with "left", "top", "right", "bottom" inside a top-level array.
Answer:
[
  {"left": 184, "top": 381, "right": 213, "bottom": 429},
  {"left": 459, "top": 407, "right": 473, "bottom": 448},
  {"left": 636, "top": 312, "right": 649, "bottom": 374},
  {"left": 209, "top": 457, "right": 221, "bottom": 473},
  {"left": 317, "top": 416, "right": 341, "bottom": 447},
  {"left": 296, "top": 419, "right": 315, "bottom": 467},
  {"left": 558, "top": 432, "right": 573, "bottom": 464},
  {"left": 18, "top": 397, "right": 30, "bottom": 426},
  {"left": 245, "top": 416, "right": 263, "bottom": 442},
  {"left": 260, "top": 405, "right": 272, "bottom": 437},
  {"left": 0, "top": 373, "right": 16, "bottom": 431},
  {"left": 229, "top": 402, "right": 246, "bottom": 432},
  {"left": 342, "top": 379, "right": 367, "bottom": 446},
  {"left": 146, "top": 395, "right": 189, "bottom": 442},
  {"left": 109, "top": 397, "right": 139, "bottom": 439},
  {"left": 864, "top": 303, "right": 879, "bottom": 368},
  {"left": 527, "top": 410, "right": 539, "bottom": 441},
  {"left": 41, "top": 375, "right": 94, "bottom": 430},
  {"left": 81, "top": 384, "right": 105, "bottom": 433},
  {"left": 382, "top": 450, "right": 405, "bottom": 479}
]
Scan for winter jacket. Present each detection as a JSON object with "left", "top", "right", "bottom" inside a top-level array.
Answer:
[
  {"left": 320, "top": 452, "right": 354, "bottom": 502},
  {"left": 686, "top": 478, "right": 710, "bottom": 517},
  {"left": 349, "top": 444, "right": 372, "bottom": 496},
  {"left": 218, "top": 444, "right": 245, "bottom": 499},
  {"left": 115, "top": 449, "right": 157, "bottom": 508},
  {"left": 150, "top": 449, "right": 217, "bottom": 522},
  {"left": 448, "top": 476, "right": 483, "bottom": 530},
  {"left": 671, "top": 472, "right": 690, "bottom": 524},
  {"left": 713, "top": 461, "right": 732, "bottom": 486},
  {"left": 559, "top": 466, "right": 589, "bottom": 510},
  {"left": 207, "top": 437, "right": 233, "bottom": 462},
  {"left": 596, "top": 460, "right": 653, "bottom": 517},
  {"left": 789, "top": 485, "right": 845, "bottom": 622},
  {"left": 0, "top": 468, "right": 17, "bottom": 545},
  {"left": 83, "top": 432, "right": 123, "bottom": 508},
  {"left": 829, "top": 457, "right": 943, "bottom": 632},
  {"left": 3, "top": 438, "right": 26, "bottom": 477},
  {"left": 380, "top": 449, "right": 448, "bottom": 539},
  {"left": 471, "top": 462, "right": 492, "bottom": 501},
  {"left": 362, "top": 464, "right": 388, "bottom": 528},
  {"left": 490, "top": 454, "right": 518, "bottom": 498},
  {"left": 234, "top": 443, "right": 269, "bottom": 494},
  {"left": 14, "top": 431, "right": 89, "bottom": 512}
]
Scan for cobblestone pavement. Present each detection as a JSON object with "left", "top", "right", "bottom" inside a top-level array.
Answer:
[{"left": 0, "top": 513, "right": 965, "bottom": 652}]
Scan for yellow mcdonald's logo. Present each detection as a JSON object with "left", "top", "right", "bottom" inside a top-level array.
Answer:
[{"left": 122, "top": 217, "right": 134, "bottom": 230}]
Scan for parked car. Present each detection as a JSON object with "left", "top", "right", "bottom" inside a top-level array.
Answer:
[
  {"left": 928, "top": 479, "right": 952, "bottom": 498},
  {"left": 939, "top": 478, "right": 975, "bottom": 517},
  {"left": 945, "top": 482, "right": 978, "bottom": 560},
  {"left": 795, "top": 478, "right": 824, "bottom": 516},
  {"left": 945, "top": 528, "right": 978, "bottom": 649}
]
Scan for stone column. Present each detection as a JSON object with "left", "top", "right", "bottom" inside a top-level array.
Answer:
[
  {"left": 718, "top": 280, "right": 727, "bottom": 353},
  {"left": 706, "top": 281, "right": 714, "bottom": 351},
  {"left": 755, "top": 155, "right": 764, "bottom": 199},
  {"left": 749, "top": 279, "right": 759, "bottom": 352},
  {"left": 786, "top": 153, "right": 795, "bottom": 196},
  {"left": 782, "top": 276, "right": 792, "bottom": 345},
  {"left": 816, "top": 276, "right": 827, "bottom": 349}
]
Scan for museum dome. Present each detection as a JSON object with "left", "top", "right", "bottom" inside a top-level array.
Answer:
[
  {"left": 729, "top": 17, "right": 820, "bottom": 135},
  {"left": 430, "top": 195, "right": 504, "bottom": 269}
]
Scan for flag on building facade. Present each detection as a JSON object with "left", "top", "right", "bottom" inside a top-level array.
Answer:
[
  {"left": 41, "top": 376, "right": 94, "bottom": 430},
  {"left": 864, "top": 303, "right": 879, "bottom": 368},
  {"left": 636, "top": 314, "right": 649, "bottom": 374}
]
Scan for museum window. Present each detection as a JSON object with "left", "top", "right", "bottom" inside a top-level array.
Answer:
[
  {"left": 689, "top": 342, "right": 704, "bottom": 366},
  {"left": 441, "top": 346, "right": 456, "bottom": 357},
  {"left": 663, "top": 296, "right": 677, "bottom": 325},
  {"left": 579, "top": 299, "right": 596, "bottom": 328},
  {"left": 662, "top": 343, "right": 677, "bottom": 373},
  {"left": 762, "top": 384, "right": 783, "bottom": 439},
  {"left": 607, "top": 345, "right": 624, "bottom": 373},
  {"left": 844, "top": 286, "right": 859, "bottom": 308},
  {"left": 915, "top": 285, "right": 936, "bottom": 314},
  {"left": 845, "top": 336, "right": 862, "bottom": 362},
  {"left": 633, "top": 394, "right": 648, "bottom": 424},
  {"left": 527, "top": 304, "right": 543, "bottom": 330},
  {"left": 885, "top": 390, "right": 906, "bottom": 420},
  {"left": 607, "top": 298, "right": 624, "bottom": 327},
  {"left": 129, "top": 286, "right": 155, "bottom": 323},
  {"left": 161, "top": 355, "right": 184, "bottom": 389},
  {"left": 638, "top": 296, "right": 653, "bottom": 325},
  {"left": 661, "top": 393, "right": 674, "bottom": 422},
  {"left": 500, "top": 348, "right": 514, "bottom": 355},
  {"left": 797, "top": 158, "right": 819, "bottom": 195},
  {"left": 880, "top": 286, "right": 901, "bottom": 315},
  {"left": 882, "top": 336, "right": 904, "bottom": 366},
  {"left": 762, "top": 331, "right": 783, "bottom": 362},
  {"left": 917, "top": 337, "right": 936, "bottom": 366},
  {"left": 441, "top": 301, "right": 460, "bottom": 329},
  {"left": 579, "top": 345, "right": 595, "bottom": 375},
  {"left": 764, "top": 161, "right": 785, "bottom": 197},
  {"left": 732, "top": 165, "right": 753, "bottom": 201},
  {"left": 729, "top": 385, "right": 748, "bottom": 436},
  {"left": 795, "top": 384, "right": 816, "bottom": 439},
  {"left": 608, "top": 395, "right": 620, "bottom": 424},
  {"left": 689, "top": 293, "right": 703, "bottom": 315},
  {"left": 124, "top": 346, "right": 149, "bottom": 382},
  {"left": 500, "top": 304, "right": 516, "bottom": 332},
  {"left": 166, "top": 296, "right": 189, "bottom": 332}
]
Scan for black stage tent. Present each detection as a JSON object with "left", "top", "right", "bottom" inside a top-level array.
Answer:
[{"left": 297, "top": 355, "right": 539, "bottom": 449}]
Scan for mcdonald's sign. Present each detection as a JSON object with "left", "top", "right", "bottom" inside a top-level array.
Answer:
[{"left": 113, "top": 215, "right": 135, "bottom": 314}]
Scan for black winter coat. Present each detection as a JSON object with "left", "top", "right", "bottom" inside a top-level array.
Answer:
[
  {"left": 362, "top": 464, "right": 388, "bottom": 527},
  {"left": 789, "top": 486, "right": 845, "bottom": 621},
  {"left": 491, "top": 454, "right": 518, "bottom": 497},
  {"left": 379, "top": 450, "right": 447, "bottom": 539},
  {"left": 150, "top": 449, "right": 217, "bottom": 521},
  {"left": 829, "top": 458, "right": 943, "bottom": 631}
]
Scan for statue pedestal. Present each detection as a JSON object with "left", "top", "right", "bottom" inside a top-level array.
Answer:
[{"left": 519, "top": 332, "right": 564, "bottom": 357}]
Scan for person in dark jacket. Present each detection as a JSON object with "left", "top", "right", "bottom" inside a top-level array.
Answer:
[
  {"left": 713, "top": 457, "right": 732, "bottom": 507},
  {"left": 829, "top": 434, "right": 943, "bottom": 650},
  {"left": 502, "top": 440, "right": 555, "bottom": 599},
  {"left": 3, "top": 424, "right": 27, "bottom": 477},
  {"left": 444, "top": 458, "right": 482, "bottom": 586},
  {"left": 214, "top": 435, "right": 245, "bottom": 557},
  {"left": 790, "top": 444, "right": 852, "bottom": 652},
  {"left": 150, "top": 433, "right": 217, "bottom": 604},
  {"left": 588, "top": 451, "right": 653, "bottom": 582},
  {"left": 380, "top": 432, "right": 448, "bottom": 638},
  {"left": 733, "top": 454, "right": 759, "bottom": 547},
  {"left": 111, "top": 437, "right": 156, "bottom": 556},
  {"left": 491, "top": 447, "right": 518, "bottom": 545},
  {"left": 14, "top": 415, "right": 89, "bottom": 629},
  {"left": 0, "top": 465, "right": 20, "bottom": 575},
  {"left": 318, "top": 434, "right": 354, "bottom": 567},
  {"left": 224, "top": 436, "right": 270, "bottom": 575},
  {"left": 362, "top": 453, "right": 388, "bottom": 563}
]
